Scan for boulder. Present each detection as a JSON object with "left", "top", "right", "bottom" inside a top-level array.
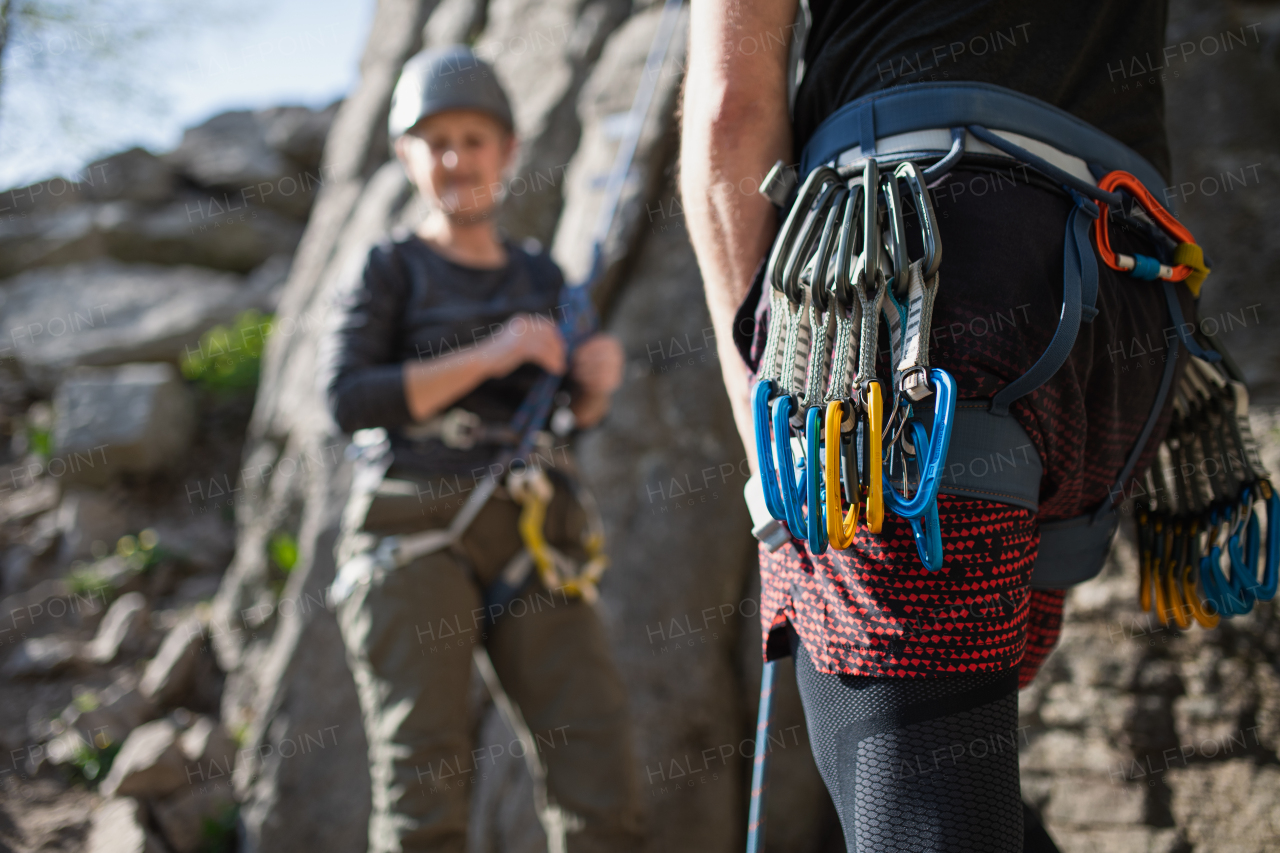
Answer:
[
  {"left": 99, "top": 197, "right": 304, "bottom": 273},
  {"left": 52, "top": 364, "right": 195, "bottom": 484},
  {"left": 83, "top": 591, "right": 150, "bottom": 664},
  {"left": 0, "top": 635, "right": 81, "bottom": 679},
  {"left": 165, "top": 107, "right": 336, "bottom": 220},
  {"left": 57, "top": 487, "right": 131, "bottom": 562},
  {"left": 0, "top": 198, "right": 301, "bottom": 279},
  {"left": 140, "top": 616, "right": 206, "bottom": 707},
  {"left": 101, "top": 719, "right": 188, "bottom": 799},
  {"left": 166, "top": 111, "right": 294, "bottom": 192},
  {"left": 86, "top": 797, "right": 172, "bottom": 853},
  {"left": 84, "top": 148, "right": 178, "bottom": 205},
  {"left": 0, "top": 261, "right": 274, "bottom": 392},
  {"left": 260, "top": 104, "right": 340, "bottom": 172}
]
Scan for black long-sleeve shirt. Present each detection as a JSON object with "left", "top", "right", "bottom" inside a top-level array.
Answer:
[
  {"left": 795, "top": 0, "right": 1172, "bottom": 180},
  {"left": 321, "top": 233, "right": 564, "bottom": 476}
]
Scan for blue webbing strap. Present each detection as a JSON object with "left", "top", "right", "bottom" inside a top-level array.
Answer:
[
  {"left": 1162, "top": 276, "right": 1222, "bottom": 363},
  {"left": 1091, "top": 281, "right": 1186, "bottom": 524},
  {"left": 965, "top": 124, "right": 1122, "bottom": 208},
  {"left": 989, "top": 193, "right": 1098, "bottom": 416}
]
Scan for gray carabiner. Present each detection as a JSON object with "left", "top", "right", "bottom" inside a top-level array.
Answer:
[
  {"left": 879, "top": 170, "right": 908, "bottom": 290},
  {"left": 853, "top": 159, "right": 883, "bottom": 297},
  {"left": 892, "top": 161, "right": 942, "bottom": 279},
  {"left": 767, "top": 166, "right": 841, "bottom": 298},
  {"left": 783, "top": 180, "right": 843, "bottom": 304},
  {"left": 808, "top": 187, "right": 849, "bottom": 313}
]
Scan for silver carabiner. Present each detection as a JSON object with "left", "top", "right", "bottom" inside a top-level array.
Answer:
[
  {"left": 767, "top": 166, "right": 842, "bottom": 297},
  {"left": 891, "top": 161, "right": 942, "bottom": 279}
]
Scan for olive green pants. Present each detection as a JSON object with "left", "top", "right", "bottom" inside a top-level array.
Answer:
[{"left": 335, "top": 469, "right": 642, "bottom": 853}]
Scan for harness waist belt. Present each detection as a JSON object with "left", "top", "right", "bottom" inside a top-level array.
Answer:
[
  {"left": 826, "top": 127, "right": 1096, "bottom": 188},
  {"left": 799, "top": 81, "right": 1168, "bottom": 202}
]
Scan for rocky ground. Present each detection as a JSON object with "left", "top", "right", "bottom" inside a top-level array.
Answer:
[
  {"left": 1, "top": 0, "right": 1277, "bottom": 851},
  {"left": 0, "top": 102, "right": 334, "bottom": 852}
]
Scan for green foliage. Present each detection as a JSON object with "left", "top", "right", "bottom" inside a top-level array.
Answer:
[
  {"left": 199, "top": 802, "right": 239, "bottom": 853},
  {"left": 65, "top": 528, "right": 162, "bottom": 602},
  {"left": 25, "top": 422, "right": 52, "bottom": 459},
  {"left": 181, "top": 310, "right": 273, "bottom": 391},
  {"left": 268, "top": 530, "right": 298, "bottom": 574},
  {"left": 66, "top": 739, "right": 121, "bottom": 786}
]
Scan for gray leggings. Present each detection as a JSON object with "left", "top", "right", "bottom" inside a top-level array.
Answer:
[{"left": 788, "top": 628, "right": 1059, "bottom": 853}]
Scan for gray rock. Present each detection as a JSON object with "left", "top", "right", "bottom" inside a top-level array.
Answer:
[
  {"left": 101, "top": 719, "right": 189, "bottom": 799},
  {"left": 0, "top": 196, "right": 302, "bottom": 279},
  {"left": 166, "top": 111, "right": 294, "bottom": 192},
  {"left": 57, "top": 487, "right": 130, "bottom": 561},
  {"left": 0, "top": 202, "right": 104, "bottom": 277},
  {"left": 53, "top": 364, "right": 195, "bottom": 484},
  {"left": 0, "top": 479, "right": 61, "bottom": 524},
  {"left": 87, "top": 797, "right": 172, "bottom": 853},
  {"left": 484, "top": 0, "right": 631, "bottom": 243},
  {"left": 550, "top": 2, "right": 687, "bottom": 290},
  {"left": 0, "top": 635, "right": 81, "bottom": 678},
  {"left": 152, "top": 785, "right": 235, "bottom": 853},
  {"left": 1043, "top": 775, "right": 1147, "bottom": 827},
  {"left": 84, "top": 148, "right": 178, "bottom": 205},
  {"left": 63, "top": 675, "right": 158, "bottom": 750},
  {"left": 140, "top": 615, "right": 206, "bottom": 707},
  {"left": 83, "top": 591, "right": 150, "bottom": 664},
  {"left": 0, "top": 261, "right": 271, "bottom": 392},
  {"left": 260, "top": 104, "right": 340, "bottom": 172},
  {"left": 179, "top": 715, "right": 237, "bottom": 772},
  {"left": 100, "top": 197, "right": 305, "bottom": 273},
  {"left": 1168, "top": 762, "right": 1280, "bottom": 852}
]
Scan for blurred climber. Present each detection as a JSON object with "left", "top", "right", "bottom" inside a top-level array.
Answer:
[
  {"left": 320, "top": 45, "right": 641, "bottom": 853},
  {"left": 683, "top": 3, "right": 1194, "bottom": 852}
]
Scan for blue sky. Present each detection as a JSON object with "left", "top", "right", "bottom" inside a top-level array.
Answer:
[{"left": 0, "top": 0, "right": 377, "bottom": 188}]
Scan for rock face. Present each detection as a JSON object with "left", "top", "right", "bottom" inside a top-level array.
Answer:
[
  {"left": 53, "top": 363, "right": 195, "bottom": 483},
  {"left": 86, "top": 797, "right": 172, "bottom": 853},
  {"left": 102, "top": 719, "right": 189, "bottom": 799}
]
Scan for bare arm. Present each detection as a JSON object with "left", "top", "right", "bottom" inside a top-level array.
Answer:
[
  {"left": 680, "top": 0, "right": 798, "bottom": 472},
  {"left": 403, "top": 314, "right": 565, "bottom": 421}
]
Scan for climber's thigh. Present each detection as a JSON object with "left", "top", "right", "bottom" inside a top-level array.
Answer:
[
  {"left": 337, "top": 544, "right": 482, "bottom": 853},
  {"left": 487, "top": 585, "right": 642, "bottom": 850}
]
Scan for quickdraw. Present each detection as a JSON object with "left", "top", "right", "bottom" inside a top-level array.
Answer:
[
  {"left": 1134, "top": 349, "right": 1276, "bottom": 627},
  {"left": 752, "top": 157, "right": 955, "bottom": 570},
  {"left": 1093, "top": 170, "right": 1211, "bottom": 296}
]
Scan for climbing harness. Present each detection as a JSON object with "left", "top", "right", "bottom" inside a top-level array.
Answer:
[{"left": 742, "top": 79, "right": 1254, "bottom": 851}]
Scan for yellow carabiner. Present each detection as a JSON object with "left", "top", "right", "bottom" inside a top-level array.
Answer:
[
  {"left": 864, "top": 382, "right": 884, "bottom": 534},
  {"left": 825, "top": 401, "right": 859, "bottom": 549},
  {"left": 1152, "top": 519, "right": 1170, "bottom": 623},
  {"left": 1163, "top": 524, "right": 1191, "bottom": 629}
]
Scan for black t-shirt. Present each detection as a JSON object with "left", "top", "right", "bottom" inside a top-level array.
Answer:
[
  {"left": 322, "top": 234, "right": 564, "bottom": 475},
  {"left": 794, "top": 1, "right": 1171, "bottom": 180}
]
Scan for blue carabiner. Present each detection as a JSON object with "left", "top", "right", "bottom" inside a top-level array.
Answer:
[
  {"left": 882, "top": 369, "right": 957, "bottom": 520},
  {"left": 907, "top": 478, "right": 944, "bottom": 571},
  {"left": 1200, "top": 508, "right": 1242, "bottom": 617},
  {"left": 1226, "top": 494, "right": 1260, "bottom": 614},
  {"left": 753, "top": 380, "right": 786, "bottom": 521},
  {"left": 805, "top": 406, "right": 828, "bottom": 554},
  {"left": 773, "top": 396, "right": 807, "bottom": 538},
  {"left": 1258, "top": 483, "right": 1280, "bottom": 601}
]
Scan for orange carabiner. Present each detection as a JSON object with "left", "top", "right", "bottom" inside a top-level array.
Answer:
[
  {"left": 1094, "top": 170, "right": 1210, "bottom": 295},
  {"left": 825, "top": 401, "right": 859, "bottom": 549}
]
